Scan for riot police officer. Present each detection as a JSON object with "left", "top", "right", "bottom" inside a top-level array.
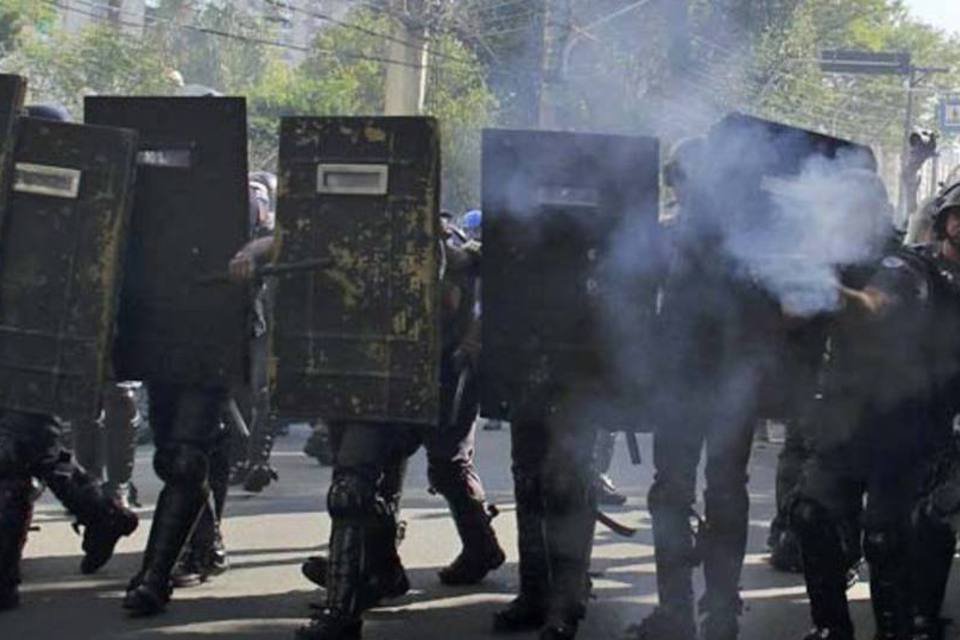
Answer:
[
  {"left": 230, "top": 174, "right": 280, "bottom": 493},
  {"left": 0, "top": 103, "right": 140, "bottom": 611},
  {"left": 627, "top": 136, "right": 776, "bottom": 640},
  {"left": 294, "top": 221, "right": 505, "bottom": 640},
  {"left": 171, "top": 179, "right": 279, "bottom": 587},
  {"left": 790, "top": 186, "right": 960, "bottom": 640}
]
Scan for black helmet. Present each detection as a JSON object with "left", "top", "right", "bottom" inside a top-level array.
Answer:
[
  {"left": 933, "top": 182, "right": 960, "bottom": 239},
  {"left": 24, "top": 104, "right": 72, "bottom": 122}
]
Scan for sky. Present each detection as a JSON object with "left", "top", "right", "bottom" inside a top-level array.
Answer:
[{"left": 903, "top": 0, "right": 960, "bottom": 34}]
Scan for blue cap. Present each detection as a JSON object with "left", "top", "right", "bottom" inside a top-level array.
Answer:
[{"left": 462, "top": 209, "right": 482, "bottom": 230}]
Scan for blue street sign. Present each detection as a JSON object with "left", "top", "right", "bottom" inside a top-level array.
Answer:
[{"left": 941, "top": 96, "right": 960, "bottom": 134}]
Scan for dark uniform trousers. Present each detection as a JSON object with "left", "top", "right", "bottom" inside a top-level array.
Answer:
[
  {"left": 791, "top": 399, "right": 955, "bottom": 638},
  {"left": 509, "top": 411, "right": 599, "bottom": 626},
  {"left": 321, "top": 349, "right": 491, "bottom": 621},
  {"left": 644, "top": 256, "right": 774, "bottom": 638},
  {"left": 128, "top": 383, "right": 226, "bottom": 596},
  {"left": 647, "top": 359, "right": 760, "bottom": 634}
]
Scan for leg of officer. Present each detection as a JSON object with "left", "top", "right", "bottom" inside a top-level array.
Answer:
[
  {"left": 102, "top": 383, "right": 140, "bottom": 506},
  {"left": 540, "top": 417, "right": 599, "bottom": 640},
  {"left": 123, "top": 383, "right": 224, "bottom": 615},
  {"left": 791, "top": 451, "right": 863, "bottom": 640},
  {"left": 296, "top": 423, "right": 413, "bottom": 640},
  {"left": 493, "top": 418, "right": 550, "bottom": 633},
  {"left": 427, "top": 352, "right": 504, "bottom": 586},
  {"left": 0, "top": 412, "right": 36, "bottom": 611}
]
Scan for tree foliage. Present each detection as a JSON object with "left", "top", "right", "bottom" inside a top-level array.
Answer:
[{"left": 0, "top": 1, "right": 496, "bottom": 211}]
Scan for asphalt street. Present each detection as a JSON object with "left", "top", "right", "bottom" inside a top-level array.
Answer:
[{"left": 5, "top": 424, "right": 949, "bottom": 640}]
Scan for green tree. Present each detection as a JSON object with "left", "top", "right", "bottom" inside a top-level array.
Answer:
[
  {"left": 0, "top": 0, "right": 55, "bottom": 53},
  {"left": 248, "top": 8, "right": 496, "bottom": 210},
  {"left": 0, "top": 2, "right": 496, "bottom": 208}
]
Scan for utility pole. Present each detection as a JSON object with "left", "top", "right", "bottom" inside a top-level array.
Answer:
[
  {"left": 538, "top": 0, "right": 571, "bottom": 128},
  {"left": 383, "top": 0, "right": 430, "bottom": 116},
  {"left": 664, "top": 0, "right": 690, "bottom": 80}
]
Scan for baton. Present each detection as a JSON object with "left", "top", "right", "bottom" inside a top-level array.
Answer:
[
  {"left": 448, "top": 225, "right": 469, "bottom": 243},
  {"left": 448, "top": 366, "right": 471, "bottom": 427},
  {"left": 625, "top": 431, "right": 643, "bottom": 466},
  {"left": 196, "top": 257, "right": 335, "bottom": 284},
  {"left": 224, "top": 397, "right": 251, "bottom": 439},
  {"left": 596, "top": 510, "right": 637, "bottom": 537}
]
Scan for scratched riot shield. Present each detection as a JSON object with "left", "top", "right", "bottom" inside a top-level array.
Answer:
[
  {"left": 0, "top": 117, "right": 137, "bottom": 421},
  {"left": 0, "top": 75, "right": 27, "bottom": 221},
  {"left": 271, "top": 117, "right": 441, "bottom": 425},
  {"left": 481, "top": 129, "right": 661, "bottom": 421},
  {"left": 85, "top": 97, "right": 249, "bottom": 386}
]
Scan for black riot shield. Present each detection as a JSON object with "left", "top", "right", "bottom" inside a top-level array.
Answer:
[
  {"left": 481, "top": 129, "right": 661, "bottom": 421},
  {"left": 0, "top": 75, "right": 27, "bottom": 220},
  {"left": 0, "top": 117, "right": 137, "bottom": 421},
  {"left": 84, "top": 97, "right": 249, "bottom": 386},
  {"left": 271, "top": 117, "right": 442, "bottom": 426},
  {"left": 707, "top": 113, "right": 876, "bottom": 225},
  {"left": 705, "top": 114, "right": 878, "bottom": 421}
]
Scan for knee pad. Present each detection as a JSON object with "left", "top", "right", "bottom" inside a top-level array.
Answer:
[
  {"left": 153, "top": 444, "right": 209, "bottom": 486},
  {"left": 863, "top": 528, "right": 904, "bottom": 565},
  {"left": 327, "top": 471, "right": 378, "bottom": 520}
]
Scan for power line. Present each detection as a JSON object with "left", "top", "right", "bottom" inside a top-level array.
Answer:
[
  {"left": 47, "top": 0, "right": 439, "bottom": 70},
  {"left": 260, "top": 0, "right": 479, "bottom": 67}
]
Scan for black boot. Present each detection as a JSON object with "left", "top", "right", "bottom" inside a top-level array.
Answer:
[
  {"left": 124, "top": 484, "right": 206, "bottom": 616},
  {"left": 0, "top": 479, "right": 32, "bottom": 611},
  {"left": 299, "top": 514, "right": 408, "bottom": 608},
  {"left": 40, "top": 456, "right": 139, "bottom": 575},
  {"left": 202, "top": 430, "right": 231, "bottom": 577},
  {"left": 242, "top": 394, "right": 277, "bottom": 493},
  {"left": 493, "top": 472, "right": 547, "bottom": 633},
  {"left": 439, "top": 502, "right": 506, "bottom": 586},
  {"left": 297, "top": 518, "right": 366, "bottom": 640}
]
